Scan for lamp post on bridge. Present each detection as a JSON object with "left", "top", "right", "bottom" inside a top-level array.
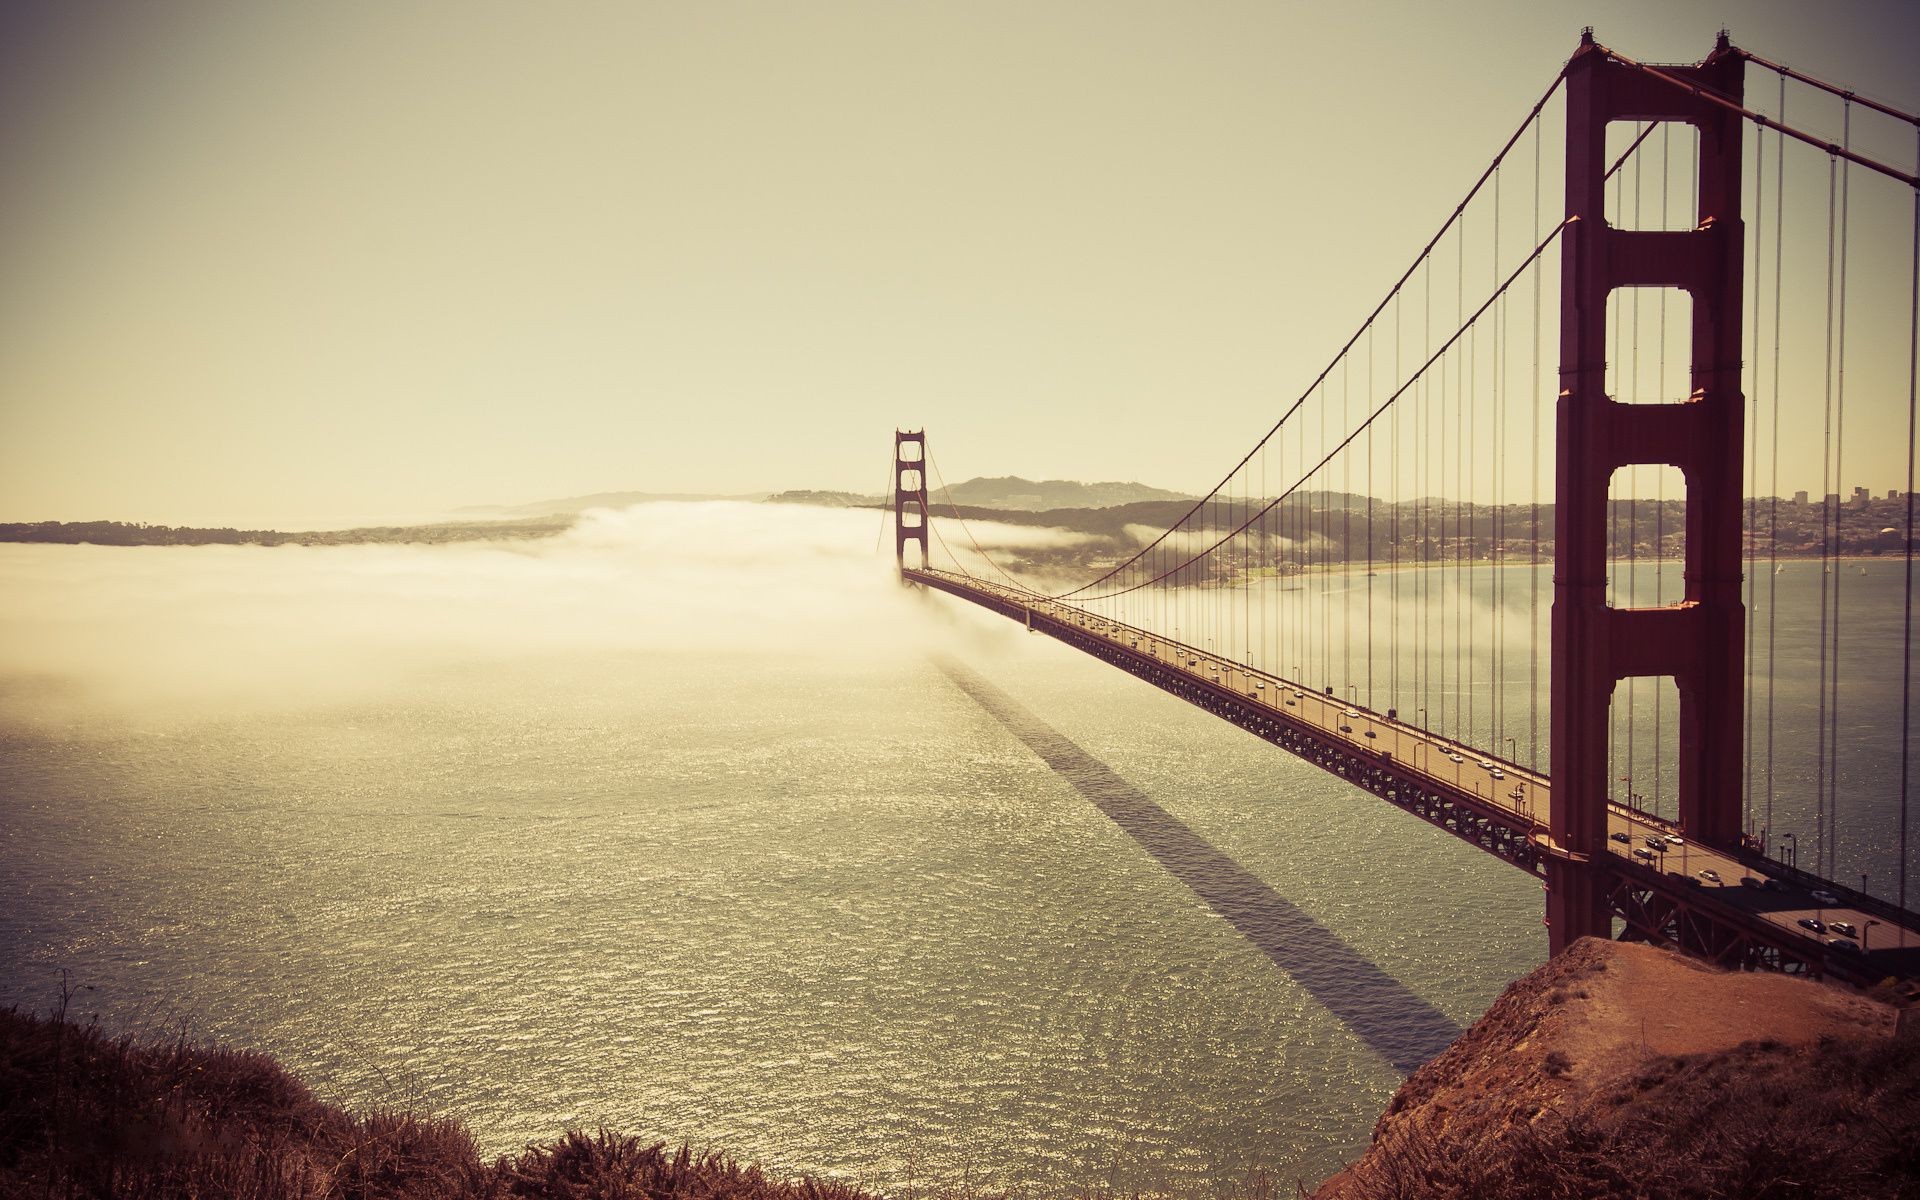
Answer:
[{"left": 1781, "top": 833, "right": 1797, "bottom": 870}]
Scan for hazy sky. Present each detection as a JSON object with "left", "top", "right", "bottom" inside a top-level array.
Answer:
[{"left": 2, "top": 1, "right": 1916, "bottom": 527}]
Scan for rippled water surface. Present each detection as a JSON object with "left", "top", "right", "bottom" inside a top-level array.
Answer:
[{"left": 0, "top": 518, "right": 1576, "bottom": 1193}]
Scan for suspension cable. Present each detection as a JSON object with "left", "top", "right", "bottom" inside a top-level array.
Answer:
[
  {"left": 1600, "top": 45, "right": 1920, "bottom": 189},
  {"left": 1044, "top": 220, "right": 1574, "bottom": 603},
  {"left": 1738, "top": 49, "right": 1920, "bottom": 127},
  {"left": 1011, "top": 72, "right": 1571, "bottom": 602},
  {"left": 925, "top": 448, "right": 1034, "bottom": 593}
]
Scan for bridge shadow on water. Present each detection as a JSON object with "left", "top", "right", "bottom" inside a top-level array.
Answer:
[{"left": 937, "top": 657, "right": 1463, "bottom": 1075}]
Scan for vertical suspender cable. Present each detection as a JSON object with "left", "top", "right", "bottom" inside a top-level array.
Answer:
[
  {"left": 1827, "top": 105, "right": 1852, "bottom": 881},
  {"left": 1345, "top": 356, "right": 1353, "bottom": 696},
  {"left": 1654, "top": 124, "right": 1669, "bottom": 816},
  {"left": 1900, "top": 124, "right": 1918, "bottom": 923},
  {"left": 1767, "top": 80, "right": 1786, "bottom": 849},
  {"left": 1816, "top": 152, "right": 1837, "bottom": 869},
  {"left": 1746, "top": 112, "right": 1764, "bottom": 838},
  {"left": 1368, "top": 324, "right": 1376, "bottom": 709},
  {"left": 1494, "top": 161, "right": 1505, "bottom": 758},
  {"left": 1532, "top": 116, "right": 1543, "bottom": 771},
  {"left": 1397, "top": 288, "right": 1413, "bottom": 721},
  {"left": 1628, "top": 129, "right": 1643, "bottom": 811},
  {"left": 1456, "top": 216, "right": 1466, "bottom": 743}
]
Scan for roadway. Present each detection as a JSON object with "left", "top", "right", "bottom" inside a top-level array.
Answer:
[{"left": 911, "top": 567, "right": 1920, "bottom": 976}]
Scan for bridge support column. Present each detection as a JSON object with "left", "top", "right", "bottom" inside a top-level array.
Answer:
[
  {"left": 895, "top": 430, "right": 929, "bottom": 573},
  {"left": 1550, "top": 32, "right": 1745, "bottom": 954}
]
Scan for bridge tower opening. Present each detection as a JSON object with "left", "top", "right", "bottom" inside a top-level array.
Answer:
[
  {"left": 895, "top": 430, "right": 929, "bottom": 573},
  {"left": 1547, "top": 31, "right": 1746, "bottom": 952}
]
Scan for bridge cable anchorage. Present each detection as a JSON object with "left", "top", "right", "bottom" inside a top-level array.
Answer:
[
  {"left": 1020, "top": 218, "right": 1575, "bottom": 606},
  {"left": 1598, "top": 45, "right": 1920, "bottom": 189}
]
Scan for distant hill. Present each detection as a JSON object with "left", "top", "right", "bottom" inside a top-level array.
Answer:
[
  {"left": 0, "top": 518, "right": 572, "bottom": 548},
  {"left": 940, "top": 476, "right": 1195, "bottom": 511},
  {"left": 452, "top": 490, "right": 768, "bottom": 519},
  {"left": 764, "top": 490, "right": 883, "bottom": 508}
]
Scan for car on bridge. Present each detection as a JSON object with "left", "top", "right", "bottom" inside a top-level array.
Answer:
[
  {"left": 1798, "top": 918, "right": 1827, "bottom": 934},
  {"left": 1697, "top": 869, "right": 1721, "bottom": 884},
  {"left": 1632, "top": 848, "right": 1655, "bottom": 862},
  {"left": 1811, "top": 889, "right": 1842, "bottom": 905},
  {"left": 1827, "top": 937, "right": 1863, "bottom": 955},
  {"left": 1448, "top": 752, "right": 1465, "bottom": 764},
  {"left": 1830, "top": 920, "right": 1858, "bottom": 938},
  {"left": 1610, "top": 832, "right": 1631, "bottom": 844}
]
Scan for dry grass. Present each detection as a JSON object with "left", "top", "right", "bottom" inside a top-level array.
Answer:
[
  {"left": 0, "top": 988, "right": 889, "bottom": 1200},
  {"left": 1330, "top": 1026, "right": 1920, "bottom": 1200},
  {"left": 16, "top": 970, "right": 1914, "bottom": 1200}
]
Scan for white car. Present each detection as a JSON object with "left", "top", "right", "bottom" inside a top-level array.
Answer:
[
  {"left": 1810, "top": 890, "right": 1841, "bottom": 906},
  {"left": 1448, "top": 753, "right": 1465, "bottom": 764}
]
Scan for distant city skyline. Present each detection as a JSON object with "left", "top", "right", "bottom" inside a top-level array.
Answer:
[{"left": 2, "top": 1, "right": 1916, "bottom": 528}]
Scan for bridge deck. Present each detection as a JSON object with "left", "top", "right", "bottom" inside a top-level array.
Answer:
[{"left": 908, "top": 566, "right": 1920, "bottom": 985}]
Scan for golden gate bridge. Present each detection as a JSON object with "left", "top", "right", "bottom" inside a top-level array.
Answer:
[{"left": 889, "top": 32, "right": 1920, "bottom": 987}]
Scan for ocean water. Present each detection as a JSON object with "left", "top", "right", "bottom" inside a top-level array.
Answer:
[{"left": 0, "top": 506, "right": 1906, "bottom": 1194}]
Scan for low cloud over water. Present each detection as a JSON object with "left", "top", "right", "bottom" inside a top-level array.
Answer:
[{"left": 0, "top": 502, "right": 996, "bottom": 721}]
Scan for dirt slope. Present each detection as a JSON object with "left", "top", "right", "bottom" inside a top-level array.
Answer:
[{"left": 1314, "top": 937, "right": 1914, "bottom": 1199}]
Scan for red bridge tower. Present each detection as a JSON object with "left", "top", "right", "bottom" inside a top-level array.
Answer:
[
  {"left": 895, "top": 430, "right": 929, "bottom": 572},
  {"left": 1547, "top": 32, "right": 1747, "bottom": 951}
]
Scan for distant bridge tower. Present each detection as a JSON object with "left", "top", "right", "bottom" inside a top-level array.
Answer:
[
  {"left": 895, "top": 430, "right": 929, "bottom": 571},
  {"left": 1547, "top": 31, "right": 1746, "bottom": 952}
]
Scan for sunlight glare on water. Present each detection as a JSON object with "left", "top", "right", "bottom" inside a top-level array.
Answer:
[{"left": 0, "top": 504, "right": 1545, "bottom": 1194}]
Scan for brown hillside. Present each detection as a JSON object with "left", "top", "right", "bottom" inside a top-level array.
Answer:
[{"left": 1314, "top": 937, "right": 1917, "bottom": 1200}]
